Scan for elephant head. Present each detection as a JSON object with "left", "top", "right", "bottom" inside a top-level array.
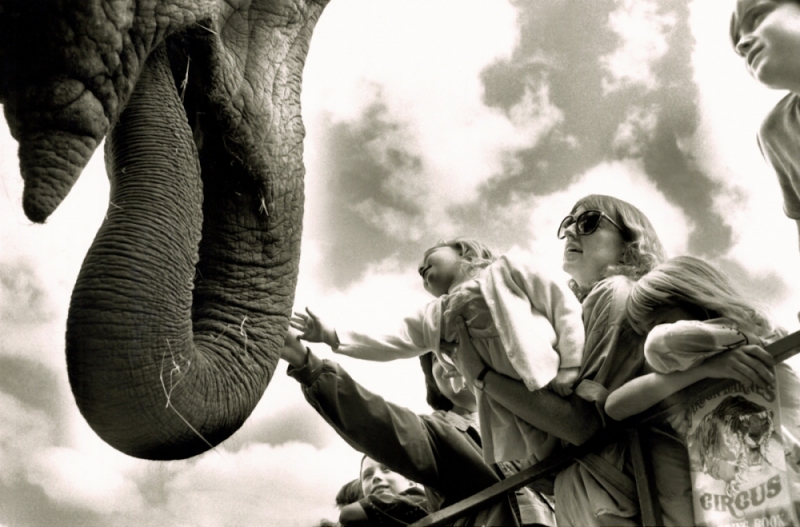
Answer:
[{"left": 0, "top": 0, "right": 328, "bottom": 459}]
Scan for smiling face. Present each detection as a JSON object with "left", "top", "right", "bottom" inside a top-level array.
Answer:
[
  {"left": 733, "top": 0, "right": 800, "bottom": 91},
  {"left": 419, "top": 246, "right": 464, "bottom": 297},
  {"left": 360, "top": 457, "right": 413, "bottom": 497},
  {"left": 561, "top": 205, "right": 627, "bottom": 290}
]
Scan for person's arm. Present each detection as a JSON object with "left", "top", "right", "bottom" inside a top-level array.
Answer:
[
  {"left": 605, "top": 344, "right": 776, "bottom": 421},
  {"left": 315, "top": 307, "right": 432, "bottom": 362},
  {"left": 480, "top": 369, "right": 602, "bottom": 445},
  {"left": 450, "top": 317, "right": 601, "bottom": 445},
  {"left": 281, "top": 329, "right": 501, "bottom": 499}
]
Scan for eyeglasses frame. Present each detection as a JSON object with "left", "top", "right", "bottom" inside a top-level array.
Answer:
[{"left": 557, "top": 209, "right": 625, "bottom": 239}]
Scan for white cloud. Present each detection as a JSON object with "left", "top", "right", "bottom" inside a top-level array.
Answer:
[
  {"left": 612, "top": 105, "right": 659, "bottom": 156},
  {"left": 28, "top": 446, "right": 145, "bottom": 514},
  {"left": 601, "top": 0, "right": 677, "bottom": 93},
  {"left": 140, "top": 442, "right": 359, "bottom": 527},
  {"left": 303, "top": 0, "right": 564, "bottom": 240},
  {"left": 0, "top": 392, "right": 53, "bottom": 485}
]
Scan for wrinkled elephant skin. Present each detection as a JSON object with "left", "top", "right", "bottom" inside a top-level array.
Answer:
[{"left": 0, "top": 0, "right": 329, "bottom": 459}]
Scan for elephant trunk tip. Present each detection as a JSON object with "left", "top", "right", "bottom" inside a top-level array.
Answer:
[{"left": 18, "top": 131, "right": 100, "bottom": 223}]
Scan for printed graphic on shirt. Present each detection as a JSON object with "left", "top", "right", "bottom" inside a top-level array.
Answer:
[{"left": 685, "top": 380, "right": 799, "bottom": 527}]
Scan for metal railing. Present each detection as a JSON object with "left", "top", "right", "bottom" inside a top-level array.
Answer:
[{"left": 411, "top": 330, "right": 800, "bottom": 527}]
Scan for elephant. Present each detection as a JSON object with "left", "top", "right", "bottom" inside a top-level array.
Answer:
[{"left": 0, "top": 0, "right": 329, "bottom": 460}]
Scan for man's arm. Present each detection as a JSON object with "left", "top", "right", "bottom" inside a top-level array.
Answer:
[{"left": 281, "top": 330, "right": 501, "bottom": 500}]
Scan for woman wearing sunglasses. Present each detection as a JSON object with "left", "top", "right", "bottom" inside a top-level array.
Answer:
[{"left": 451, "top": 194, "right": 693, "bottom": 526}]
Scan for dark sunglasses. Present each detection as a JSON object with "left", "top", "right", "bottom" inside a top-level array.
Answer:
[{"left": 557, "top": 210, "right": 624, "bottom": 239}]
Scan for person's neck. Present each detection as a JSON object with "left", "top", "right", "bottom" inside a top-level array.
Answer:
[{"left": 446, "top": 270, "right": 471, "bottom": 294}]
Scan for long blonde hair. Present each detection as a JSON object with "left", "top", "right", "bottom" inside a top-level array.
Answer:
[
  {"left": 567, "top": 195, "right": 667, "bottom": 299},
  {"left": 626, "top": 256, "right": 781, "bottom": 338},
  {"left": 423, "top": 237, "right": 496, "bottom": 278}
]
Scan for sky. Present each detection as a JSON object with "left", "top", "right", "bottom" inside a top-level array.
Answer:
[{"left": 1, "top": 0, "right": 799, "bottom": 525}]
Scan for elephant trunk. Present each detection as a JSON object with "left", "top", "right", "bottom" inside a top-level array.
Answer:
[{"left": 66, "top": 45, "right": 286, "bottom": 460}]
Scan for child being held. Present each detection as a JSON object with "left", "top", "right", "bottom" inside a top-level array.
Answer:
[
  {"left": 292, "top": 238, "right": 585, "bottom": 464},
  {"left": 605, "top": 256, "right": 800, "bottom": 516}
]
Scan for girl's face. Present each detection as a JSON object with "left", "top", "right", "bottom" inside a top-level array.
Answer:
[
  {"left": 561, "top": 205, "right": 627, "bottom": 289},
  {"left": 419, "top": 246, "right": 463, "bottom": 297},
  {"left": 735, "top": 1, "right": 800, "bottom": 91}
]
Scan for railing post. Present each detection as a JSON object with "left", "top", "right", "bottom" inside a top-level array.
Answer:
[{"left": 629, "top": 427, "right": 663, "bottom": 526}]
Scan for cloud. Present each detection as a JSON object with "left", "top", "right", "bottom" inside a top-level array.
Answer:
[
  {"left": 0, "top": 392, "right": 53, "bottom": 486},
  {"left": 28, "top": 447, "right": 145, "bottom": 514},
  {"left": 612, "top": 105, "right": 660, "bottom": 156},
  {"left": 601, "top": 0, "right": 677, "bottom": 93},
  {"left": 302, "top": 0, "right": 574, "bottom": 288},
  {"left": 125, "top": 442, "right": 360, "bottom": 527}
]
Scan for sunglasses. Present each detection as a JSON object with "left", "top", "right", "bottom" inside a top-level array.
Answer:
[{"left": 557, "top": 210, "right": 624, "bottom": 239}]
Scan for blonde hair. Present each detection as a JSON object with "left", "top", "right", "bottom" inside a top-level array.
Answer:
[
  {"left": 567, "top": 195, "right": 667, "bottom": 298},
  {"left": 626, "top": 256, "right": 781, "bottom": 338},
  {"left": 423, "top": 237, "right": 496, "bottom": 278}
]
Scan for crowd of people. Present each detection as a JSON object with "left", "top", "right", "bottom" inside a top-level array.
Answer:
[{"left": 284, "top": 1, "right": 800, "bottom": 525}]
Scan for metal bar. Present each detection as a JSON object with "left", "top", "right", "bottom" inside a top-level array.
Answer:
[{"left": 629, "top": 427, "right": 663, "bottom": 526}]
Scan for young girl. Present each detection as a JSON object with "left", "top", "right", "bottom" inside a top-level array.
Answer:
[
  {"left": 606, "top": 256, "right": 800, "bottom": 518},
  {"left": 291, "top": 238, "right": 585, "bottom": 465},
  {"left": 731, "top": 1, "right": 800, "bottom": 251}
]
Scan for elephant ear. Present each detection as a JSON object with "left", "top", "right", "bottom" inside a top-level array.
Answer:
[{"left": 0, "top": 0, "right": 214, "bottom": 223}]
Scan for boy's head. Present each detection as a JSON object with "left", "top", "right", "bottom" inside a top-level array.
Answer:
[
  {"left": 359, "top": 456, "right": 415, "bottom": 497},
  {"left": 730, "top": 0, "right": 800, "bottom": 91}
]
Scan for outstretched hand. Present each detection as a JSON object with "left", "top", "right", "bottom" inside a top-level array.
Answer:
[
  {"left": 290, "top": 307, "right": 337, "bottom": 347},
  {"left": 699, "top": 344, "right": 776, "bottom": 389},
  {"left": 449, "top": 317, "right": 487, "bottom": 382},
  {"left": 281, "top": 328, "right": 309, "bottom": 367}
]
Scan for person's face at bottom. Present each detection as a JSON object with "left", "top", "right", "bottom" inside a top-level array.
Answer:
[
  {"left": 360, "top": 457, "right": 413, "bottom": 497},
  {"left": 561, "top": 205, "right": 627, "bottom": 290},
  {"left": 735, "top": 1, "right": 800, "bottom": 91}
]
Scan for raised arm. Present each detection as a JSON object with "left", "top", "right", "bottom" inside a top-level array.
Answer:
[
  {"left": 280, "top": 329, "right": 501, "bottom": 500},
  {"left": 334, "top": 309, "right": 432, "bottom": 362}
]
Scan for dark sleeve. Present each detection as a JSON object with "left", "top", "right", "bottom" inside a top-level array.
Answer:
[
  {"left": 357, "top": 489, "right": 431, "bottom": 526},
  {"left": 287, "top": 352, "right": 501, "bottom": 501},
  {"left": 573, "top": 277, "right": 646, "bottom": 424}
]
